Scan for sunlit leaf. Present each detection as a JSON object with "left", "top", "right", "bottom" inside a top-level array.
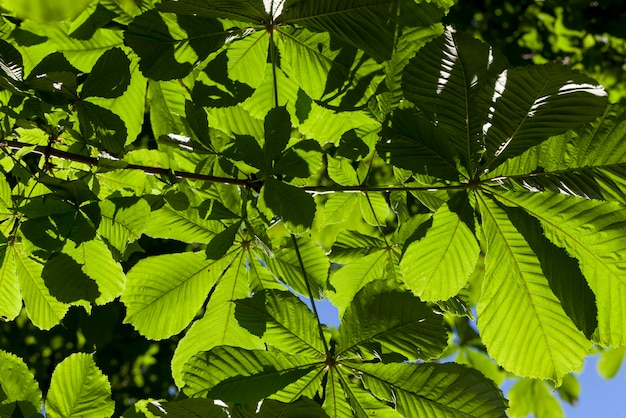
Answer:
[
  {"left": 0, "top": 350, "right": 41, "bottom": 410},
  {"left": 338, "top": 281, "right": 448, "bottom": 361},
  {"left": 477, "top": 194, "right": 591, "bottom": 382},
  {"left": 46, "top": 353, "right": 114, "bottom": 418},
  {"left": 122, "top": 252, "right": 231, "bottom": 339}
]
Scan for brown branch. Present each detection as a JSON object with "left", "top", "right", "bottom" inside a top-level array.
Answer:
[
  {"left": 1, "top": 140, "right": 477, "bottom": 193},
  {"left": 1, "top": 140, "right": 258, "bottom": 188}
]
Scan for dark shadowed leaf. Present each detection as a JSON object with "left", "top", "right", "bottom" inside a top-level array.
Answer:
[
  {"left": 80, "top": 47, "right": 131, "bottom": 99},
  {"left": 259, "top": 179, "right": 316, "bottom": 229},
  {"left": 77, "top": 101, "right": 127, "bottom": 154},
  {"left": 125, "top": 10, "right": 226, "bottom": 80}
]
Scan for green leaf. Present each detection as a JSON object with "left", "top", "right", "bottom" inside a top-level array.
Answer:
[
  {"left": 0, "top": 350, "right": 41, "bottom": 409},
  {"left": 338, "top": 281, "right": 448, "bottom": 361},
  {"left": 360, "top": 192, "right": 389, "bottom": 226},
  {"left": 69, "top": 3, "right": 119, "bottom": 40},
  {"left": 191, "top": 50, "right": 256, "bottom": 107},
  {"left": 557, "top": 373, "right": 580, "bottom": 406},
  {"left": 279, "top": 0, "right": 446, "bottom": 62},
  {"left": 80, "top": 47, "right": 131, "bottom": 98},
  {"left": 597, "top": 348, "right": 625, "bottom": 379},
  {"left": 339, "top": 372, "right": 403, "bottom": 418},
  {"left": 323, "top": 368, "right": 353, "bottom": 418},
  {"left": 402, "top": 28, "right": 507, "bottom": 171},
  {"left": 206, "top": 220, "right": 241, "bottom": 260},
  {"left": 14, "top": 244, "right": 69, "bottom": 330},
  {"left": 142, "top": 204, "right": 222, "bottom": 243},
  {"left": 221, "top": 134, "right": 266, "bottom": 171},
  {"left": 77, "top": 101, "right": 127, "bottom": 155},
  {"left": 503, "top": 205, "right": 597, "bottom": 339},
  {"left": 328, "top": 249, "right": 397, "bottom": 316},
  {"left": 182, "top": 346, "right": 319, "bottom": 402},
  {"left": 122, "top": 252, "right": 231, "bottom": 339},
  {"left": 62, "top": 238, "right": 125, "bottom": 305},
  {"left": 479, "top": 64, "right": 608, "bottom": 170},
  {"left": 171, "top": 251, "right": 264, "bottom": 386},
  {"left": 258, "top": 179, "right": 316, "bottom": 230},
  {"left": 0, "top": 401, "right": 40, "bottom": 418},
  {"left": 456, "top": 348, "right": 506, "bottom": 386},
  {"left": 490, "top": 103, "right": 626, "bottom": 205},
  {"left": 147, "top": 399, "right": 228, "bottom": 418},
  {"left": 264, "top": 106, "right": 292, "bottom": 163},
  {"left": 45, "top": 353, "right": 114, "bottom": 418},
  {"left": 255, "top": 398, "right": 330, "bottom": 418},
  {"left": 377, "top": 109, "right": 462, "bottom": 181},
  {"left": 275, "top": 27, "right": 384, "bottom": 106},
  {"left": 327, "top": 156, "right": 359, "bottom": 186},
  {"left": 0, "top": 39, "right": 26, "bottom": 94},
  {"left": 234, "top": 289, "right": 325, "bottom": 357},
  {"left": 42, "top": 252, "right": 100, "bottom": 304},
  {"left": 98, "top": 198, "right": 151, "bottom": 258},
  {"left": 355, "top": 362, "right": 508, "bottom": 418},
  {"left": 507, "top": 378, "right": 563, "bottom": 418},
  {"left": 476, "top": 194, "right": 591, "bottom": 382},
  {"left": 124, "top": 10, "right": 226, "bottom": 80},
  {"left": 263, "top": 236, "right": 328, "bottom": 299},
  {"left": 157, "top": 0, "right": 268, "bottom": 24},
  {"left": 401, "top": 192, "right": 479, "bottom": 301},
  {"left": 225, "top": 30, "right": 269, "bottom": 88},
  {"left": 0, "top": 235, "right": 22, "bottom": 322},
  {"left": 495, "top": 191, "right": 626, "bottom": 346}
]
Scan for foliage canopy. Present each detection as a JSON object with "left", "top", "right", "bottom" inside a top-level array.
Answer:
[{"left": 0, "top": 0, "right": 624, "bottom": 416}]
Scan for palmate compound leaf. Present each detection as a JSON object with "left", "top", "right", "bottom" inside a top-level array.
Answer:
[
  {"left": 338, "top": 281, "right": 448, "bottom": 361},
  {"left": 234, "top": 289, "right": 325, "bottom": 357},
  {"left": 182, "top": 346, "right": 322, "bottom": 403},
  {"left": 0, "top": 350, "right": 41, "bottom": 410},
  {"left": 403, "top": 27, "right": 608, "bottom": 176},
  {"left": 476, "top": 193, "right": 591, "bottom": 382},
  {"left": 122, "top": 252, "right": 234, "bottom": 340},
  {"left": 402, "top": 26, "right": 508, "bottom": 171},
  {"left": 401, "top": 191, "right": 479, "bottom": 301},
  {"left": 353, "top": 362, "right": 508, "bottom": 418},
  {"left": 45, "top": 353, "right": 114, "bottom": 418},
  {"left": 494, "top": 190, "right": 626, "bottom": 346}
]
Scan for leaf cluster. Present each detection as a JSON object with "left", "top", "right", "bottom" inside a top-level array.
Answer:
[{"left": 0, "top": 1, "right": 624, "bottom": 417}]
